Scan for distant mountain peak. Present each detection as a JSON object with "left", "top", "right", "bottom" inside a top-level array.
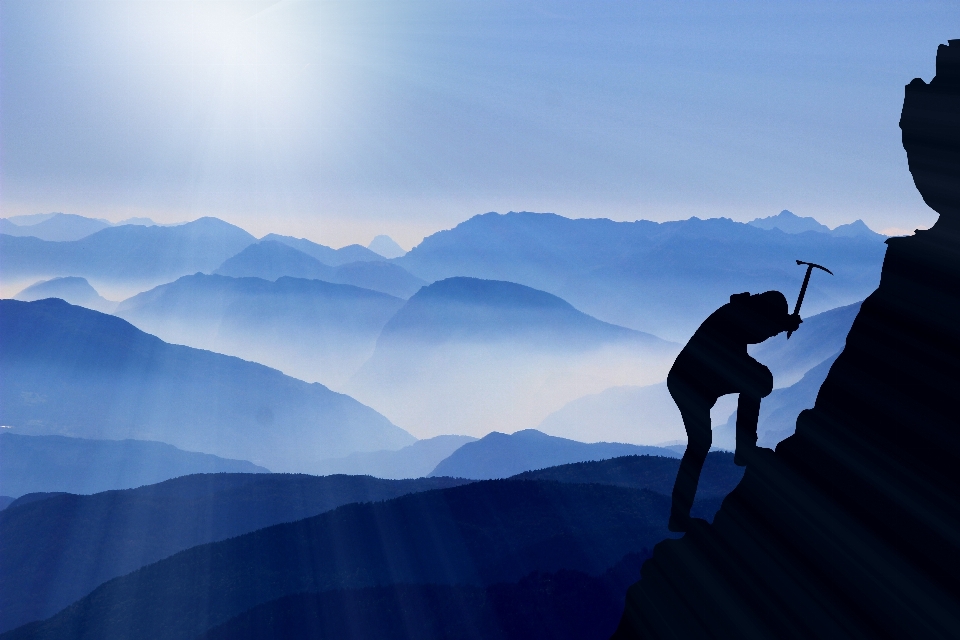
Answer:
[
  {"left": 14, "top": 276, "right": 116, "bottom": 313},
  {"left": 215, "top": 240, "right": 332, "bottom": 281},
  {"left": 748, "top": 210, "right": 831, "bottom": 234},
  {"left": 115, "top": 217, "right": 156, "bottom": 226},
  {"left": 368, "top": 235, "right": 406, "bottom": 258},
  {"left": 261, "top": 233, "right": 386, "bottom": 266},
  {"left": 830, "top": 218, "right": 884, "bottom": 238}
]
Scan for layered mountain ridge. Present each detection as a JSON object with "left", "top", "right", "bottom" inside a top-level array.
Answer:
[
  {"left": 395, "top": 212, "right": 887, "bottom": 341},
  {"left": 348, "top": 277, "right": 678, "bottom": 438},
  {"left": 116, "top": 273, "right": 406, "bottom": 387},
  {"left": 0, "top": 298, "right": 414, "bottom": 472}
]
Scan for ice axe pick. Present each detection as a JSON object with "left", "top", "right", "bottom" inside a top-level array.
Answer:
[{"left": 788, "top": 260, "right": 833, "bottom": 339}]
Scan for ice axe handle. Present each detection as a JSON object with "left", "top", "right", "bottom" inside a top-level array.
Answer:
[{"left": 787, "top": 260, "right": 833, "bottom": 339}]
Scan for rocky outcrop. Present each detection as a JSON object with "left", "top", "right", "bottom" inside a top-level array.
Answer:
[{"left": 615, "top": 41, "right": 960, "bottom": 638}]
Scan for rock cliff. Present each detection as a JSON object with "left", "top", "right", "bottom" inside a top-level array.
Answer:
[{"left": 615, "top": 40, "right": 960, "bottom": 639}]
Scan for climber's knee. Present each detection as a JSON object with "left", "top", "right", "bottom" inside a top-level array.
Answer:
[
  {"left": 685, "top": 418, "right": 712, "bottom": 454},
  {"left": 743, "top": 362, "right": 773, "bottom": 398}
]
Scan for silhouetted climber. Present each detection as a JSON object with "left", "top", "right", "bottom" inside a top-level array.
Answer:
[
  {"left": 615, "top": 41, "right": 960, "bottom": 639},
  {"left": 667, "top": 291, "right": 801, "bottom": 532}
]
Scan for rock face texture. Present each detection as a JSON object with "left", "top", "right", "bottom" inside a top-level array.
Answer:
[{"left": 615, "top": 41, "right": 960, "bottom": 638}]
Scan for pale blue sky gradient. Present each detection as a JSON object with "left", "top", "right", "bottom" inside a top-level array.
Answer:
[{"left": 1, "top": 1, "right": 957, "bottom": 246}]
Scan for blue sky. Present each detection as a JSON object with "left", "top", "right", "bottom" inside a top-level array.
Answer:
[{"left": 1, "top": 1, "right": 957, "bottom": 246}]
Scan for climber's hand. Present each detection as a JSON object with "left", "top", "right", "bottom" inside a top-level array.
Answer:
[{"left": 786, "top": 313, "right": 803, "bottom": 334}]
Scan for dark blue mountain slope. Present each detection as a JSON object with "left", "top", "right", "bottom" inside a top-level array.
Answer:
[
  {"left": 0, "top": 473, "right": 469, "bottom": 633},
  {"left": 200, "top": 553, "right": 647, "bottom": 640},
  {"left": 514, "top": 451, "right": 743, "bottom": 501},
  {"left": 0, "top": 480, "right": 679, "bottom": 640},
  {"left": 0, "top": 299, "right": 414, "bottom": 471},
  {"left": 3, "top": 494, "right": 69, "bottom": 510},
  {"left": 0, "top": 432, "right": 267, "bottom": 497},
  {"left": 395, "top": 212, "right": 886, "bottom": 340}
]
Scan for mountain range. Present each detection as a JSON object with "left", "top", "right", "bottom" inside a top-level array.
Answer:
[
  {"left": 0, "top": 203, "right": 896, "bottom": 640},
  {"left": 394, "top": 212, "right": 887, "bottom": 341},
  {"left": 2, "top": 211, "right": 883, "bottom": 342},
  {"left": 115, "top": 273, "right": 407, "bottom": 387},
  {"left": 314, "top": 429, "right": 683, "bottom": 481},
  {"left": 747, "top": 209, "right": 884, "bottom": 238},
  {"left": 429, "top": 429, "right": 678, "bottom": 479},
  {"left": 347, "top": 277, "right": 679, "bottom": 438},
  {"left": 0, "top": 217, "right": 256, "bottom": 297},
  {"left": 0, "top": 298, "right": 414, "bottom": 472},
  {"left": 0, "top": 433, "right": 267, "bottom": 497},
  {"left": 0, "top": 213, "right": 163, "bottom": 242}
]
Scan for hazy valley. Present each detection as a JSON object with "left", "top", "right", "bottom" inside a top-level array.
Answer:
[{"left": 0, "top": 208, "right": 884, "bottom": 638}]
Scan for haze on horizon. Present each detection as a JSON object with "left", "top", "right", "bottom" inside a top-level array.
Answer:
[{"left": 2, "top": 0, "right": 958, "bottom": 247}]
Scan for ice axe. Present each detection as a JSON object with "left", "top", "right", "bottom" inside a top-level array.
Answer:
[{"left": 788, "top": 260, "right": 833, "bottom": 339}]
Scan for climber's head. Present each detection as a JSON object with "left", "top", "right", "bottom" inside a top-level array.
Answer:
[{"left": 730, "top": 290, "right": 791, "bottom": 344}]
